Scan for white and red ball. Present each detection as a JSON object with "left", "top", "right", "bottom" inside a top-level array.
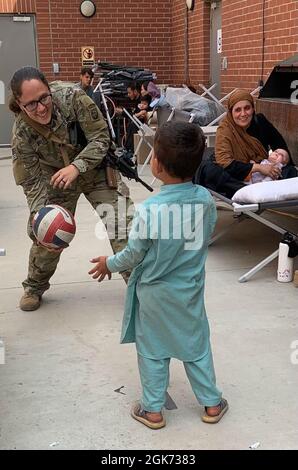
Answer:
[{"left": 33, "top": 204, "right": 76, "bottom": 249}]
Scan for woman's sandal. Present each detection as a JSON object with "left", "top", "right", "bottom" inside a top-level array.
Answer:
[
  {"left": 201, "top": 398, "right": 229, "bottom": 424},
  {"left": 131, "top": 401, "right": 166, "bottom": 430}
]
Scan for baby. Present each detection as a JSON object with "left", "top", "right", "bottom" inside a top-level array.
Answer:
[
  {"left": 134, "top": 94, "right": 152, "bottom": 123},
  {"left": 250, "top": 148, "right": 289, "bottom": 184}
]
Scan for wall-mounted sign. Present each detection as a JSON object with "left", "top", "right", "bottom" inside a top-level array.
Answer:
[
  {"left": 217, "top": 29, "right": 222, "bottom": 54},
  {"left": 81, "top": 46, "right": 95, "bottom": 66},
  {"left": 13, "top": 16, "right": 31, "bottom": 22}
]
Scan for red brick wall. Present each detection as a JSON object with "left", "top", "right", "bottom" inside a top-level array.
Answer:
[
  {"left": 1, "top": 0, "right": 297, "bottom": 91},
  {"left": 171, "top": 1, "right": 210, "bottom": 90},
  {"left": 171, "top": 0, "right": 298, "bottom": 94},
  {"left": 221, "top": 0, "right": 298, "bottom": 94},
  {"left": 1, "top": 0, "right": 172, "bottom": 83}
]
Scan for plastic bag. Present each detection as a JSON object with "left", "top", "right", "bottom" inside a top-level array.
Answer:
[{"left": 165, "top": 87, "right": 225, "bottom": 126}]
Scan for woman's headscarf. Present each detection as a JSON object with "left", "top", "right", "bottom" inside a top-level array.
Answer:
[
  {"left": 215, "top": 89, "right": 268, "bottom": 168},
  {"left": 147, "top": 82, "right": 161, "bottom": 99}
]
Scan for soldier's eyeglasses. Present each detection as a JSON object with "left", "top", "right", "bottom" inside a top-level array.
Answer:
[{"left": 22, "top": 93, "right": 52, "bottom": 112}]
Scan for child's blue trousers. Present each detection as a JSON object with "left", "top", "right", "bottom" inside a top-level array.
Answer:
[{"left": 137, "top": 348, "right": 222, "bottom": 412}]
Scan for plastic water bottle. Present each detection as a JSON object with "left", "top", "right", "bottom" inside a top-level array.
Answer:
[{"left": 277, "top": 238, "right": 294, "bottom": 283}]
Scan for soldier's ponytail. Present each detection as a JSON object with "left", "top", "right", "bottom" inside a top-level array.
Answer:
[
  {"left": 8, "top": 96, "right": 21, "bottom": 113},
  {"left": 9, "top": 66, "right": 50, "bottom": 114}
]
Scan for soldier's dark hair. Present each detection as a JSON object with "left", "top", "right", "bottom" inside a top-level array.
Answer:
[
  {"left": 154, "top": 122, "right": 206, "bottom": 179},
  {"left": 9, "top": 66, "right": 50, "bottom": 114},
  {"left": 80, "top": 67, "right": 94, "bottom": 78}
]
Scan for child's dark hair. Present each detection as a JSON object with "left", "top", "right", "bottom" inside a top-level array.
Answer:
[
  {"left": 141, "top": 94, "right": 152, "bottom": 107},
  {"left": 154, "top": 122, "right": 205, "bottom": 179},
  {"left": 9, "top": 66, "right": 50, "bottom": 114}
]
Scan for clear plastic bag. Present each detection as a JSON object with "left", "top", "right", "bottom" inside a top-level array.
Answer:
[{"left": 165, "top": 87, "right": 225, "bottom": 126}]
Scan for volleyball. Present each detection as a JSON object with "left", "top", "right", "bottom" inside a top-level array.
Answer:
[{"left": 32, "top": 204, "right": 76, "bottom": 249}]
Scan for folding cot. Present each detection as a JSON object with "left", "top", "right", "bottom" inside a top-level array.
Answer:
[
  {"left": 207, "top": 188, "right": 298, "bottom": 282},
  {"left": 116, "top": 83, "right": 298, "bottom": 282}
]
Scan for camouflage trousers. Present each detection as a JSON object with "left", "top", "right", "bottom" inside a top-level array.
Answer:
[{"left": 23, "top": 168, "right": 134, "bottom": 295}]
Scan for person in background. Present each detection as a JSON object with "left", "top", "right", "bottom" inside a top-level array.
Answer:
[
  {"left": 140, "top": 81, "right": 149, "bottom": 97},
  {"left": 197, "top": 89, "right": 297, "bottom": 197},
  {"left": 115, "top": 82, "right": 141, "bottom": 152},
  {"left": 134, "top": 94, "right": 152, "bottom": 123},
  {"left": 249, "top": 148, "right": 289, "bottom": 184},
  {"left": 76, "top": 67, "right": 95, "bottom": 101},
  {"left": 141, "top": 81, "right": 161, "bottom": 108},
  {"left": 215, "top": 89, "right": 296, "bottom": 183}
]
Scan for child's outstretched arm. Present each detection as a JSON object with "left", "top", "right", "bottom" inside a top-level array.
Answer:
[
  {"left": 89, "top": 206, "right": 151, "bottom": 279},
  {"left": 88, "top": 256, "right": 111, "bottom": 282}
]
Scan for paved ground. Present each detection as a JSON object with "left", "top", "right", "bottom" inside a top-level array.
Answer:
[{"left": 0, "top": 152, "right": 298, "bottom": 450}]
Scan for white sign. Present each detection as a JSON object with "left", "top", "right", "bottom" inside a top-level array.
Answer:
[
  {"left": 217, "top": 28, "right": 222, "bottom": 54},
  {"left": 0, "top": 81, "right": 5, "bottom": 105},
  {"left": 13, "top": 16, "right": 31, "bottom": 22}
]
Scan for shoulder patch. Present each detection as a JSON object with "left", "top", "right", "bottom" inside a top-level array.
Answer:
[{"left": 88, "top": 103, "right": 99, "bottom": 121}]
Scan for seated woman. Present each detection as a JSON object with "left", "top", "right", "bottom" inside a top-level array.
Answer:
[
  {"left": 197, "top": 89, "right": 297, "bottom": 198},
  {"left": 141, "top": 81, "right": 161, "bottom": 108}
]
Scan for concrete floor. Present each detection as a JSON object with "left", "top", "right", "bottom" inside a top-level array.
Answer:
[{"left": 0, "top": 154, "right": 298, "bottom": 450}]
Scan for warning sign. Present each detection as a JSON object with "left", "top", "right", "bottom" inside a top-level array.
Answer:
[{"left": 81, "top": 46, "right": 95, "bottom": 66}]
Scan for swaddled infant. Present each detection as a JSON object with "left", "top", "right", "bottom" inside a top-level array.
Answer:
[{"left": 249, "top": 148, "right": 289, "bottom": 184}]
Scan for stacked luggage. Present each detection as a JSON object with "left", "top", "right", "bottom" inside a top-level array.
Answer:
[{"left": 95, "top": 61, "right": 156, "bottom": 104}]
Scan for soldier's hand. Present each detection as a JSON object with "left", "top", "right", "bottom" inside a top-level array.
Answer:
[
  {"left": 88, "top": 256, "right": 112, "bottom": 282},
  {"left": 51, "top": 164, "right": 80, "bottom": 190},
  {"left": 36, "top": 241, "right": 65, "bottom": 253}
]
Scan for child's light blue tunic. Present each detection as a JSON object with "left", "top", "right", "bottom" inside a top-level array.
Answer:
[{"left": 107, "top": 182, "right": 217, "bottom": 362}]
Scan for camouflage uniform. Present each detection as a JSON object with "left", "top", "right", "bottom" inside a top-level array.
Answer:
[{"left": 12, "top": 81, "right": 133, "bottom": 296}]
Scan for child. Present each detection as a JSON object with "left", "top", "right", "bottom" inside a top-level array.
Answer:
[
  {"left": 249, "top": 148, "right": 289, "bottom": 184},
  {"left": 134, "top": 94, "right": 152, "bottom": 123},
  {"left": 89, "top": 122, "right": 228, "bottom": 429}
]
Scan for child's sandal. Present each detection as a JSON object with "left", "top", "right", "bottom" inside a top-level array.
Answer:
[
  {"left": 131, "top": 401, "right": 166, "bottom": 429},
  {"left": 201, "top": 398, "right": 229, "bottom": 424}
]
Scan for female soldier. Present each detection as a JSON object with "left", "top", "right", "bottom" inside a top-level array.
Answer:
[{"left": 9, "top": 66, "right": 133, "bottom": 311}]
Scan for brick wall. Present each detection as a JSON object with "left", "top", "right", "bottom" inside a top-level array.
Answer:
[
  {"left": 171, "top": 0, "right": 298, "bottom": 94},
  {"left": 221, "top": 0, "right": 298, "bottom": 94},
  {"left": 0, "top": 0, "right": 172, "bottom": 83},
  {"left": 171, "top": 1, "right": 210, "bottom": 90},
  {"left": 1, "top": 0, "right": 297, "bottom": 91}
]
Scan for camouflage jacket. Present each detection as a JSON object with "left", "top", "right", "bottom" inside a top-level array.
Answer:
[
  {"left": 11, "top": 81, "right": 110, "bottom": 212},
  {"left": 74, "top": 82, "right": 95, "bottom": 101}
]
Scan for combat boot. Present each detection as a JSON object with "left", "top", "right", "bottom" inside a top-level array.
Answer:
[{"left": 19, "top": 292, "right": 41, "bottom": 311}]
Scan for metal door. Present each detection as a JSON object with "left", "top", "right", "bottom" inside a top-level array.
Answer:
[
  {"left": 0, "top": 14, "right": 38, "bottom": 146},
  {"left": 210, "top": 1, "right": 222, "bottom": 98}
]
